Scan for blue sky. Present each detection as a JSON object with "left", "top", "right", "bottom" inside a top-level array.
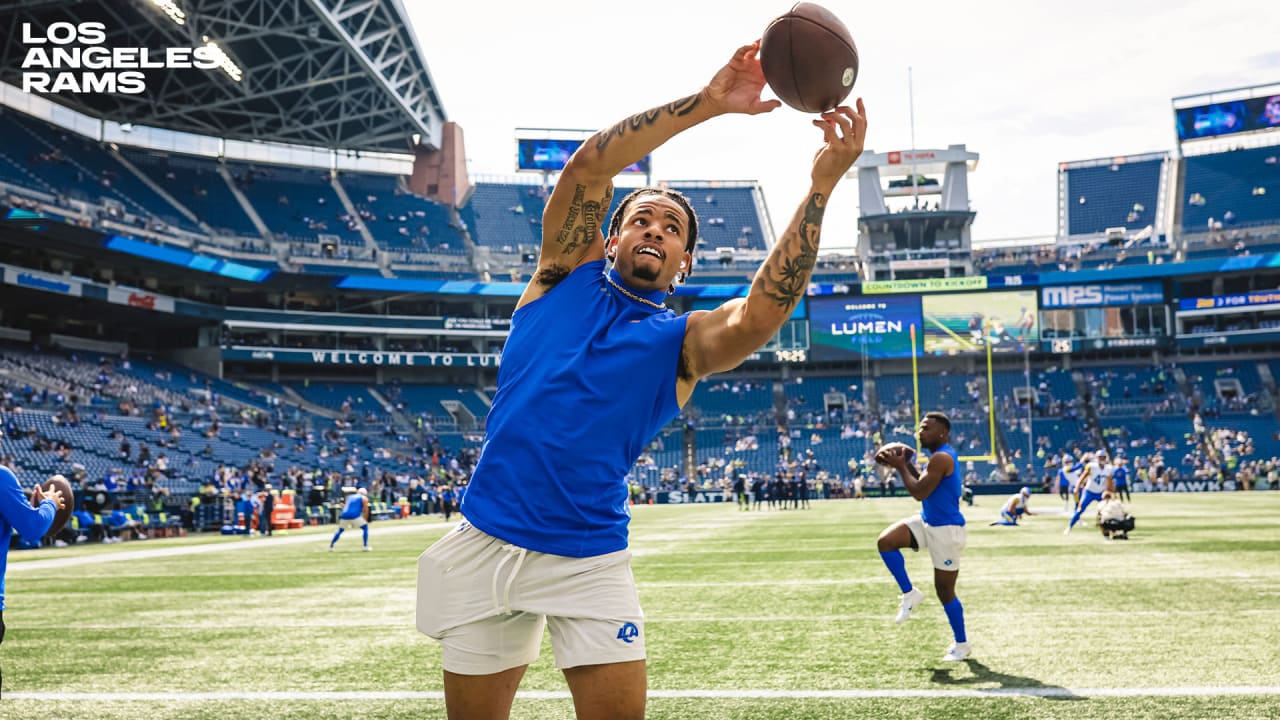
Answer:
[{"left": 409, "top": 0, "right": 1279, "bottom": 251}]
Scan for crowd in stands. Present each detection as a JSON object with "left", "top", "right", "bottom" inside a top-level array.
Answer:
[{"left": 5, "top": 341, "right": 1280, "bottom": 554}]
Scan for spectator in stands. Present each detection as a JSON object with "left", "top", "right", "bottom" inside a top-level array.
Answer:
[
  {"left": 106, "top": 502, "right": 145, "bottom": 542},
  {"left": 415, "top": 41, "right": 865, "bottom": 718}
]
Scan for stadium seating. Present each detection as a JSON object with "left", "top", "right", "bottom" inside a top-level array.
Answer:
[
  {"left": 380, "top": 384, "right": 490, "bottom": 423},
  {"left": 668, "top": 186, "right": 767, "bottom": 252},
  {"left": 1065, "top": 157, "right": 1164, "bottom": 236},
  {"left": 693, "top": 379, "right": 775, "bottom": 422},
  {"left": 1181, "top": 361, "right": 1266, "bottom": 412},
  {"left": 460, "top": 181, "right": 769, "bottom": 254},
  {"left": 0, "top": 108, "right": 201, "bottom": 233},
  {"left": 1086, "top": 365, "right": 1184, "bottom": 415},
  {"left": 121, "top": 149, "right": 260, "bottom": 237},
  {"left": 227, "top": 162, "right": 360, "bottom": 246},
  {"left": 338, "top": 171, "right": 466, "bottom": 252},
  {"left": 1182, "top": 147, "right": 1280, "bottom": 230},
  {"left": 875, "top": 374, "right": 993, "bottom": 458},
  {"left": 462, "top": 182, "right": 546, "bottom": 251}
]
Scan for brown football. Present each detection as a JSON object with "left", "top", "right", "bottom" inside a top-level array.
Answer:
[
  {"left": 33, "top": 474, "right": 74, "bottom": 537},
  {"left": 760, "top": 2, "right": 859, "bottom": 113}
]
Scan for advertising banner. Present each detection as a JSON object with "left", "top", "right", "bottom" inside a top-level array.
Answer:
[
  {"left": 922, "top": 290, "right": 1038, "bottom": 355},
  {"left": 1041, "top": 282, "right": 1163, "bottom": 308},
  {"left": 107, "top": 286, "right": 176, "bottom": 313},
  {"left": 3, "top": 266, "right": 83, "bottom": 296},
  {"left": 223, "top": 348, "right": 501, "bottom": 367},
  {"left": 809, "top": 296, "right": 922, "bottom": 360}
]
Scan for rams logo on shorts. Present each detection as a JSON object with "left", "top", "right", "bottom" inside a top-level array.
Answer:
[
  {"left": 944, "top": 559, "right": 953, "bottom": 567},
  {"left": 616, "top": 622, "right": 639, "bottom": 643}
]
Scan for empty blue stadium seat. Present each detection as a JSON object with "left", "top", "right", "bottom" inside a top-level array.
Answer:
[
  {"left": 1065, "top": 158, "right": 1163, "bottom": 236},
  {"left": 1183, "top": 147, "right": 1280, "bottom": 229}
]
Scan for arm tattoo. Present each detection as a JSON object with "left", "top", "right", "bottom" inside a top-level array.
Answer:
[
  {"left": 556, "top": 184, "right": 612, "bottom": 255},
  {"left": 554, "top": 184, "right": 586, "bottom": 251},
  {"left": 759, "top": 193, "right": 826, "bottom": 308},
  {"left": 595, "top": 93, "right": 702, "bottom": 152}
]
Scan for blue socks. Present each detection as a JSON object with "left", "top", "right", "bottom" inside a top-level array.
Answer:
[
  {"left": 879, "top": 550, "right": 913, "bottom": 593},
  {"left": 943, "top": 597, "right": 967, "bottom": 643},
  {"left": 361, "top": 525, "right": 369, "bottom": 547},
  {"left": 330, "top": 528, "right": 343, "bottom": 547}
]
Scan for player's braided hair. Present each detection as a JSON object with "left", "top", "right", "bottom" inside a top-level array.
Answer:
[{"left": 608, "top": 186, "right": 700, "bottom": 255}]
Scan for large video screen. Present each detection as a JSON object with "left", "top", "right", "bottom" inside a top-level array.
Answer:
[
  {"left": 516, "top": 138, "right": 650, "bottom": 174},
  {"left": 1175, "top": 95, "right": 1280, "bottom": 141},
  {"left": 809, "top": 296, "right": 922, "bottom": 360},
  {"left": 921, "top": 290, "right": 1038, "bottom": 355}
]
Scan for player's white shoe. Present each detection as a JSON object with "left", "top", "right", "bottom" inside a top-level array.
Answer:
[
  {"left": 895, "top": 587, "right": 925, "bottom": 623},
  {"left": 1063, "top": 525, "right": 1073, "bottom": 535},
  {"left": 942, "top": 641, "right": 972, "bottom": 662},
  {"left": 363, "top": 545, "right": 371, "bottom": 552}
]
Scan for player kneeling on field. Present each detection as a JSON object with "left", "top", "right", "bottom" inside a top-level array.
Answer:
[{"left": 1096, "top": 492, "right": 1134, "bottom": 540}]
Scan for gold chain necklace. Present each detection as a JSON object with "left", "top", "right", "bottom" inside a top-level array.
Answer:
[{"left": 605, "top": 274, "right": 667, "bottom": 310}]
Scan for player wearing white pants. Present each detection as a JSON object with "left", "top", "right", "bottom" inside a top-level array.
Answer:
[
  {"left": 414, "top": 37, "right": 867, "bottom": 720},
  {"left": 417, "top": 521, "right": 645, "bottom": 674},
  {"left": 874, "top": 413, "right": 971, "bottom": 662}
]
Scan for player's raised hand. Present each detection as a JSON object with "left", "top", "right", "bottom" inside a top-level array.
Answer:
[
  {"left": 811, "top": 99, "right": 867, "bottom": 187},
  {"left": 705, "top": 41, "right": 783, "bottom": 116}
]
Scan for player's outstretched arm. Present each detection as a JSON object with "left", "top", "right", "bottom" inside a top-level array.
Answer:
[
  {"left": 523, "top": 42, "right": 780, "bottom": 307},
  {"left": 681, "top": 100, "right": 867, "bottom": 381}
]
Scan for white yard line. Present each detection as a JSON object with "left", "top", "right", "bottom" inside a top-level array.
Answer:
[
  {"left": 18, "top": 608, "right": 1280, "bottom": 630},
  {"left": 7, "top": 522, "right": 444, "bottom": 573},
  {"left": 6, "top": 687, "right": 1280, "bottom": 701}
]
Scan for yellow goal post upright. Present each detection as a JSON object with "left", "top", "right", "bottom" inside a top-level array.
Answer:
[{"left": 909, "top": 321, "right": 997, "bottom": 465}]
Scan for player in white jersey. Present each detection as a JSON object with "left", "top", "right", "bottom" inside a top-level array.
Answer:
[
  {"left": 1065, "top": 455, "right": 1112, "bottom": 534},
  {"left": 990, "top": 487, "right": 1034, "bottom": 526},
  {"left": 1056, "top": 459, "right": 1081, "bottom": 511}
]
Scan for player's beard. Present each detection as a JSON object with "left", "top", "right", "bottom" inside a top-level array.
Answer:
[{"left": 630, "top": 262, "right": 661, "bottom": 282}]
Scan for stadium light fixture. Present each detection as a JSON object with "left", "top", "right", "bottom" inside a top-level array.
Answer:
[
  {"left": 149, "top": 0, "right": 186, "bottom": 26},
  {"left": 200, "top": 38, "right": 244, "bottom": 83}
]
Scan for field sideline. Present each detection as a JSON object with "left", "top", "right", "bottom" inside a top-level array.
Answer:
[{"left": 3, "top": 492, "right": 1278, "bottom": 719}]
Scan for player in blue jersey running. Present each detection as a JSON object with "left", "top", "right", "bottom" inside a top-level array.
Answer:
[
  {"left": 329, "top": 487, "right": 370, "bottom": 551},
  {"left": 415, "top": 40, "right": 867, "bottom": 720},
  {"left": 874, "top": 413, "right": 971, "bottom": 662},
  {"left": 1, "top": 465, "right": 65, "bottom": 689}
]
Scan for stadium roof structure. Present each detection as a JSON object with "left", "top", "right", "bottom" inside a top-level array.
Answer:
[{"left": 0, "top": 0, "right": 446, "bottom": 152}]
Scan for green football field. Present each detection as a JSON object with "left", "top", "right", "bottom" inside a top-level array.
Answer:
[{"left": 4, "top": 492, "right": 1279, "bottom": 719}]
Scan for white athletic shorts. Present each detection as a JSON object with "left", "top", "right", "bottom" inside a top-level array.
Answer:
[
  {"left": 416, "top": 521, "right": 645, "bottom": 675},
  {"left": 339, "top": 517, "right": 368, "bottom": 530},
  {"left": 903, "top": 514, "right": 967, "bottom": 571}
]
